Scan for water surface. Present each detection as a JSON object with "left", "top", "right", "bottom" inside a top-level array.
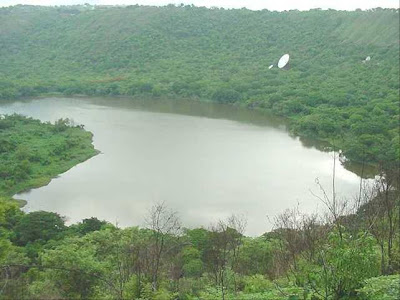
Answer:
[{"left": 0, "top": 97, "right": 367, "bottom": 235}]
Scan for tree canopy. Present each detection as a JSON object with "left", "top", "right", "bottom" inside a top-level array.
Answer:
[{"left": 0, "top": 5, "right": 398, "bottom": 166}]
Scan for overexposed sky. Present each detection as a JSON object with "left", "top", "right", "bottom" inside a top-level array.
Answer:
[{"left": 0, "top": 0, "right": 399, "bottom": 11}]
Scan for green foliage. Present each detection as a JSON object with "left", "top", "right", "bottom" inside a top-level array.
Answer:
[
  {"left": 185, "top": 227, "right": 210, "bottom": 254},
  {"left": 182, "top": 246, "right": 203, "bottom": 277},
  {"left": 0, "top": 6, "right": 398, "bottom": 299},
  {"left": 69, "top": 217, "right": 108, "bottom": 236},
  {"left": 53, "top": 118, "right": 72, "bottom": 132},
  {"left": 298, "top": 230, "right": 381, "bottom": 299},
  {"left": 26, "top": 271, "right": 62, "bottom": 300},
  {"left": 0, "top": 114, "right": 98, "bottom": 196},
  {"left": 358, "top": 275, "right": 400, "bottom": 300},
  {"left": 241, "top": 274, "right": 275, "bottom": 293},
  {"left": 14, "top": 211, "right": 66, "bottom": 246},
  {"left": 198, "top": 280, "right": 306, "bottom": 300},
  {"left": 0, "top": 5, "right": 398, "bottom": 165},
  {"left": 237, "top": 237, "right": 273, "bottom": 275},
  {"left": 0, "top": 198, "right": 23, "bottom": 260},
  {"left": 0, "top": 207, "right": 397, "bottom": 300},
  {"left": 39, "top": 240, "right": 105, "bottom": 299}
]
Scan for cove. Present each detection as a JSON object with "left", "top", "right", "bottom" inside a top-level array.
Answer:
[{"left": 0, "top": 97, "right": 368, "bottom": 236}]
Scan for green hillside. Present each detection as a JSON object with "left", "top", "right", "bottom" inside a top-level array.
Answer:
[{"left": 0, "top": 5, "right": 399, "bottom": 167}]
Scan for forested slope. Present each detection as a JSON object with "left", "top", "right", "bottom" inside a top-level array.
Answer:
[{"left": 0, "top": 5, "right": 399, "bottom": 166}]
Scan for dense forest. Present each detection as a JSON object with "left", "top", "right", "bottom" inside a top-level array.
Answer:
[
  {"left": 0, "top": 4, "right": 399, "bottom": 300},
  {"left": 0, "top": 5, "right": 399, "bottom": 168}
]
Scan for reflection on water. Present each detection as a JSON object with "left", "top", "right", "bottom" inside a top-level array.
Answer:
[
  {"left": 0, "top": 97, "right": 374, "bottom": 236},
  {"left": 342, "top": 161, "right": 377, "bottom": 179}
]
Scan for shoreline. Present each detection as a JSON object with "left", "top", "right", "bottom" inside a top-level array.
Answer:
[
  {"left": 1, "top": 93, "right": 378, "bottom": 178},
  {"left": 12, "top": 150, "right": 100, "bottom": 208},
  {"left": 0, "top": 115, "right": 99, "bottom": 207}
]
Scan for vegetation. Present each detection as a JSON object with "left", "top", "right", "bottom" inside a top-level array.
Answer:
[
  {"left": 0, "top": 115, "right": 98, "bottom": 197},
  {"left": 0, "top": 4, "right": 398, "bottom": 300},
  {"left": 0, "top": 116, "right": 398, "bottom": 299},
  {"left": 0, "top": 5, "right": 399, "bottom": 168},
  {"left": 0, "top": 183, "right": 398, "bottom": 299}
]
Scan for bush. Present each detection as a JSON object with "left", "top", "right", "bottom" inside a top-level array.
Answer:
[
  {"left": 358, "top": 275, "right": 400, "bottom": 300},
  {"left": 212, "top": 89, "right": 242, "bottom": 103},
  {"left": 242, "top": 274, "right": 274, "bottom": 293}
]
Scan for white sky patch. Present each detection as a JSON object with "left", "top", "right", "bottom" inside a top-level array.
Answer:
[{"left": 0, "top": 0, "right": 399, "bottom": 10}]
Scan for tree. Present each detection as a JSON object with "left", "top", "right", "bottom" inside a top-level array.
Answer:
[
  {"left": 273, "top": 207, "right": 327, "bottom": 285},
  {"left": 236, "top": 237, "right": 273, "bottom": 276},
  {"left": 306, "top": 230, "right": 380, "bottom": 299},
  {"left": 39, "top": 241, "right": 106, "bottom": 299},
  {"left": 146, "top": 202, "right": 181, "bottom": 291},
  {"left": 205, "top": 215, "right": 246, "bottom": 299},
  {"left": 14, "top": 211, "right": 66, "bottom": 246},
  {"left": 74, "top": 217, "right": 107, "bottom": 235},
  {"left": 360, "top": 175, "right": 399, "bottom": 274}
]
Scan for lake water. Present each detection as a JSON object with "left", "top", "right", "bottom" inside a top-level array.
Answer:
[{"left": 0, "top": 97, "right": 367, "bottom": 235}]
